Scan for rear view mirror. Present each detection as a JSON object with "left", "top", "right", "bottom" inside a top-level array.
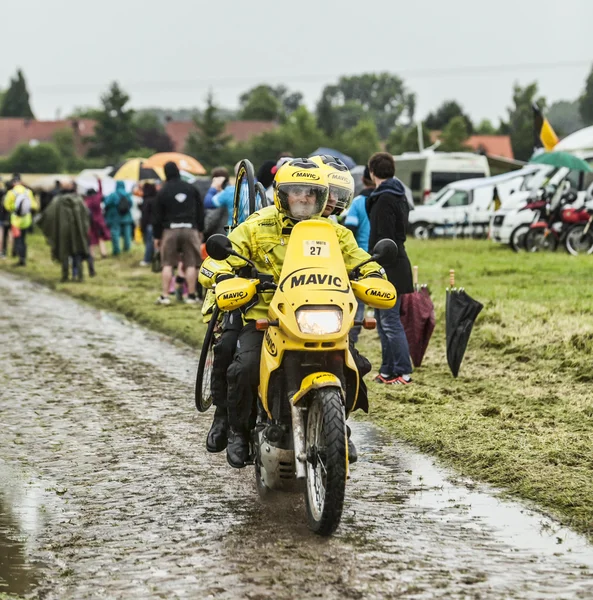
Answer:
[
  {"left": 371, "top": 239, "right": 398, "bottom": 266},
  {"left": 206, "top": 234, "right": 232, "bottom": 261}
]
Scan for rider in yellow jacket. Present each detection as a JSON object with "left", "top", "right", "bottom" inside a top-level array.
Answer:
[
  {"left": 199, "top": 158, "right": 385, "bottom": 468},
  {"left": 3, "top": 177, "right": 38, "bottom": 266}
]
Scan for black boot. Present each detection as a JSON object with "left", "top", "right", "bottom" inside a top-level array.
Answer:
[
  {"left": 347, "top": 426, "right": 358, "bottom": 464},
  {"left": 226, "top": 428, "right": 250, "bottom": 468},
  {"left": 206, "top": 406, "right": 228, "bottom": 453}
]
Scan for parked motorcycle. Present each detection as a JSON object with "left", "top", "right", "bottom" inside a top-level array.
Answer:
[
  {"left": 206, "top": 220, "right": 397, "bottom": 536},
  {"left": 564, "top": 206, "right": 593, "bottom": 255}
]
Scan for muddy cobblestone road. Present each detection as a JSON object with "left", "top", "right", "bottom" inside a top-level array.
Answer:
[{"left": 2, "top": 274, "right": 593, "bottom": 599}]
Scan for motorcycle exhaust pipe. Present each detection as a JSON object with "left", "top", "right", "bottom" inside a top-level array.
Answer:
[{"left": 291, "top": 403, "right": 307, "bottom": 479}]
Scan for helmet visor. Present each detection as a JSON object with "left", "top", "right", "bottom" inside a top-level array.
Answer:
[
  {"left": 278, "top": 184, "right": 328, "bottom": 220},
  {"left": 328, "top": 185, "right": 353, "bottom": 214}
]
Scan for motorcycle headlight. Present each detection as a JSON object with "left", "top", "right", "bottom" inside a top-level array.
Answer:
[{"left": 295, "top": 307, "right": 343, "bottom": 335}]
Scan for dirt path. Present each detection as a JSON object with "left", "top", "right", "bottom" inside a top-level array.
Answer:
[{"left": 1, "top": 273, "right": 593, "bottom": 599}]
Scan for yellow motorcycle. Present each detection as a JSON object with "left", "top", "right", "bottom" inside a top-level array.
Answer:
[{"left": 207, "top": 219, "right": 397, "bottom": 535}]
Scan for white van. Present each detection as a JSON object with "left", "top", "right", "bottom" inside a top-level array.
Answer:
[
  {"left": 407, "top": 167, "right": 548, "bottom": 239},
  {"left": 393, "top": 151, "right": 490, "bottom": 204}
]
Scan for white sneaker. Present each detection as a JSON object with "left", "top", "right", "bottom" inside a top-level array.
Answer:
[
  {"left": 139, "top": 261, "right": 149, "bottom": 267},
  {"left": 184, "top": 295, "right": 199, "bottom": 305},
  {"left": 155, "top": 295, "right": 171, "bottom": 306}
]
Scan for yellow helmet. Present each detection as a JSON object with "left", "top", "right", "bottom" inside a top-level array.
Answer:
[
  {"left": 309, "top": 155, "right": 355, "bottom": 216},
  {"left": 273, "top": 158, "right": 329, "bottom": 220}
]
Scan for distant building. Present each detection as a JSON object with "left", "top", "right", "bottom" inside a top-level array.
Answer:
[
  {"left": 0, "top": 118, "right": 280, "bottom": 157},
  {"left": 429, "top": 131, "right": 514, "bottom": 159}
]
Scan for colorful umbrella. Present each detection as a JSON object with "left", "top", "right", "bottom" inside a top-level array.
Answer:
[
  {"left": 530, "top": 151, "right": 592, "bottom": 173},
  {"left": 111, "top": 158, "right": 164, "bottom": 181},
  {"left": 400, "top": 266, "right": 435, "bottom": 368},
  {"left": 445, "top": 270, "right": 483, "bottom": 378},
  {"left": 144, "top": 153, "right": 206, "bottom": 175}
]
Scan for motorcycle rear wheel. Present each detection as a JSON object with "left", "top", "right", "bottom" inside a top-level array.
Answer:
[
  {"left": 565, "top": 225, "right": 593, "bottom": 256},
  {"left": 304, "top": 388, "right": 347, "bottom": 536}
]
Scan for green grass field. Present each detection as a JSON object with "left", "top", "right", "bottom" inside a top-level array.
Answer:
[{"left": 2, "top": 233, "right": 593, "bottom": 537}]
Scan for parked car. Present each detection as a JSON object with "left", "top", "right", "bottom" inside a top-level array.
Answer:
[
  {"left": 393, "top": 151, "right": 490, "bottom": 205},
  {"left": 407, "top": 166, "right": 548, "bottom": 239}
]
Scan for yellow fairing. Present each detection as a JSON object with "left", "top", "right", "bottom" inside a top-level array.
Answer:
[
  {"left": 292, "top": 372, "right": 343, "bottom": 406},
  {"left": 260, "top": 219, "right": 357, "bottom": 413},
  {"left": 351, "top": 278, "right": 397, "bottom": 309},
  {"left": 215, "top": 277, "right": 258, "bottom": 311}
]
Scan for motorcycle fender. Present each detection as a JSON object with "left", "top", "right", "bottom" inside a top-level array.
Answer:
[
  {"left": 351, "top": 278, "right": 397, "bottom": 309},
  {"left": 292, "top": 372, "right": 343, "bottom": 406},
  {"left": 215, "top": 277, "right": 258, "bottom": 311}
]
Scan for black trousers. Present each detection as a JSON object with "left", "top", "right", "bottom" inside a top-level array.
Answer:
[
  {"left": 226, "top": 322, "right": 264, "bottom": 431},
  {"left": 211, "top": 310, "right": 243, "bottom": 410},
  {"left": 14, "top": 229, "right": 27, "bottom": 264}
]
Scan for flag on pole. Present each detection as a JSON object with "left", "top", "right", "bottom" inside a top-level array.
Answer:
[{"left": 533, "top": 103, "right": 559, "bottom": 152}]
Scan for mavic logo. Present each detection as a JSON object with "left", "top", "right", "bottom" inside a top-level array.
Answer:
[
  {"left": 365, "top": 289, "right": 394, "bottom": 300},
  {"left": 291, "top": 273, "right": 342, "bottom": 288},
  {"left": 292, "top": 171, "right": 319, "bottom": 180},
  {"left": 222, "top": 291, "right": 247, "bottom": 300}
]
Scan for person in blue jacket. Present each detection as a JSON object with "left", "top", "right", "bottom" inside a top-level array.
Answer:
[
  {"left": 104, "top": 181, "right": 134, "bottom": 255},
  {"left": 343, "top": 165, "right": 374, "bottom": 343}
]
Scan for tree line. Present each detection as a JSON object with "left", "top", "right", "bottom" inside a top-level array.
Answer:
[{"left": 1, "top": 65, "right": 592, "bottom": 174}]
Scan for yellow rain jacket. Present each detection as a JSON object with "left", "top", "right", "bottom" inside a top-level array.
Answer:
[
  {"left": 3, "top": 184, "right": 38, "bottom": 230},
  {"left": 199, "top": 205, "right": 385, "bottom": 321}
]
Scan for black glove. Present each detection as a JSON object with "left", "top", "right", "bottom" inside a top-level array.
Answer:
[
  {"left": 215, "top": 273, "right": 234, "bottom": 284},
  {"left": 364, "top": 271, "right": 384, "bottom": 279}
]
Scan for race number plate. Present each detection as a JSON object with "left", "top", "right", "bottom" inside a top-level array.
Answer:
[{"left": 303, "top": 240, "right": 330, "bottom": 257}]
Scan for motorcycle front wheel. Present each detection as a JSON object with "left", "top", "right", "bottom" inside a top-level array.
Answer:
[
  {"left": 194, "top": 305, "right": 220, "bottom": 412},
  {"left": 565, "top": 225, "right": 593, "bottom": 256},
  {"left": 525, "top": 227, "right": 558, "bottom": 253},
  {"left": 304, "top": 388, "right": 347, "bottom": 536}
]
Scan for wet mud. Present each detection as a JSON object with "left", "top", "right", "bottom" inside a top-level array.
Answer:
[{"left": 1, "top": 273, "right": 593, "bottom": 599}]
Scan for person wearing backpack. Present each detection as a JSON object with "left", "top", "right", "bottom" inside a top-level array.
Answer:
[
  {"left": 3, "top": 174, "right": 38, "bottom": 266},
  {"left": 104, "top": 181, "right": 134, "bottom": 256}
]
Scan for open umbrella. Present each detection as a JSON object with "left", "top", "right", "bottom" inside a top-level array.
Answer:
[
  {"left": 530, "top": 151, "right": 592, "bottom": 172},
  {"left": 446, "top": 269, "right": 483, "bottom": 378},
  {"left": 111, "top": 158, "right": 164, "bottom": 181},
  {"left": 309, "top": 147, "right": 356, "bottom": 170},
  {"left": 144, "top": 153, "right": 206, "bottom": 175},
  {"left": 400, "top": 266, "right": 435, "bottom": 367}
]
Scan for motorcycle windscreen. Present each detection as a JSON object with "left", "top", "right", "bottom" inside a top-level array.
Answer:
[{"left": 272, "top": 219, "right": 355, "bottom": 340}]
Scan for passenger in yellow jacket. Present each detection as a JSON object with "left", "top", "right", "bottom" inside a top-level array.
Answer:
[
  {"left": 199, "top": 158, "right": 385, "bottom": 468},
  {"left": 3, "top": 177, "right": 38, "bottom": 266}
]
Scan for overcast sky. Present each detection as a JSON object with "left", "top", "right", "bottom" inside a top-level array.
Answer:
[{"left": 4, "top": 0, "right": 592, "bottom": 124}]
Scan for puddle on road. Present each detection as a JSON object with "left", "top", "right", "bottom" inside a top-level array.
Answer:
[
  {"left": 355, "top": 422, "right": 593, "bottom": 567},
  {"left": 0, "top": 466, "right": 51, "bottom": 597}
]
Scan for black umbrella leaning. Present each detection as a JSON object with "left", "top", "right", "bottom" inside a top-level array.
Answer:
[{"left": 446, "top": 269, "right": 483, "bottom": 377}]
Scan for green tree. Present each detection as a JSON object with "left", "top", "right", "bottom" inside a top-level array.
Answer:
[
  {"left": 185, "top": 91, "right": 232, "bottom": 169},
  {"left": 239, "top": 85, "right": 282, "bottom": 121},
  {"left": 316, "top": 73, "right": 415, "bottom": 138},
  {"left": 7, "top": 143, "right": 64, "bottom": 173},
  {"left": 1, "top": 69, "right": 34, "bottom": 118},
  {"left": 68, "top": 106, "right": 102, "bottom": 119},
  {"left": 439, "top": 116, "right": 470, "bottom": 151},
  {"left": 548, "top": 100, "right": 584, "bottom": 136},
  {"left": 385, "top": 123, "right": 430, "bottom": 155},
  {"left": 87, "top": 82, "right": 138, "bottom": 163},
  {"left": 52, "top": 127, "right": 84, "bottom": 171},
  {"left": 134, "top": 112, "right": 174, "bottom": 152},
  {"left": 337, "top": 119, "right": 381, "bottom": 165},
  {"left": 425, "top": 100, "right": 473, "bottom": 133},
  {"left": 579, "top": 64, "right": 593, "bottom": 126},
  {"left": 503, "top": 82, "right": 546, "bottom": 161},
  {"left": 475, "top": 119, "right": 497, "bottom": 135}
]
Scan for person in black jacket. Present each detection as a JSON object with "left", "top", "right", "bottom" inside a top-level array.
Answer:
[
  {"left": 139, "top": 182, "right": 157, "bottom": 267},
  {"left": 153, "top": 162, "right": 205, "bottom": 305},
  {"left": 366, "top": 152, "right": 413, "bottom": 384}
]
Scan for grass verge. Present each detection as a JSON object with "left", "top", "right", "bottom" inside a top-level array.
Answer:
[{"left": 2, "top": 233, "right": 593, "bottom": 537}]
